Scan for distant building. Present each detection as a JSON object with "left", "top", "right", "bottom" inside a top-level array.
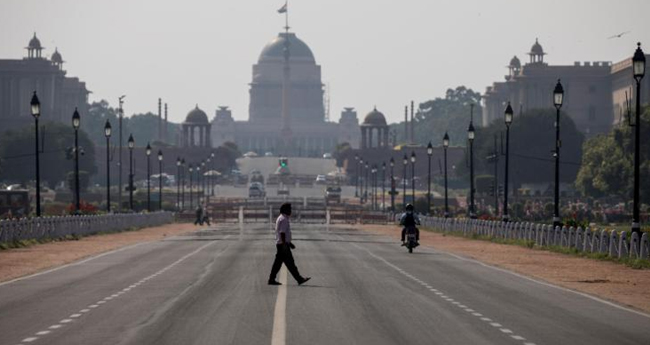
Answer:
[
  {"left": 211, "top": 31, "right": 361, "bottom": 156},
  {"left": 483, "top": 39, "right": 650, "bottom": 136},
  {"left": 0, "top": 33, "right": 89, "bottom": 131}
]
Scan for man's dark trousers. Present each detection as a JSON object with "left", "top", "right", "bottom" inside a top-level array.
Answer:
[{"left": 269, "top": 244, "right": 302, "bottom": 282}]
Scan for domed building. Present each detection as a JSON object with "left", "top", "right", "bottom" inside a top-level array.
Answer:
[
  {"left": 211, "top": 31, "right": 361, "bottom": 156},
  {"left": 182, "top": 105, "right": 212, "bottom": 148},
  {"left": 0, "top": 33, "right": 89, "bottom": 131},
  {"left": 360, "top": 107, "right": 389, "bottom": 149}
]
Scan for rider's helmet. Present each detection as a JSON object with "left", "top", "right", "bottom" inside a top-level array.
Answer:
[{"left": 405, "top": 203, "right": 414, "bottom": 212}]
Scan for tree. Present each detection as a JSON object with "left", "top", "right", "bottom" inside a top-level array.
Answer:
[
  {"left": 458, "top": 108, "right": 584, "bottom": 186},
  {"left": 0, "top": 122, "right": 97, "bottom": 188},
  {"left": 576, "top": 107, "right": 650, "bottom": 203},
  {"left": 82, "top": 100, "right": 181, "bottom": 148},
  {"left": 389, "top": 86, "right": 483, "bottom": 148},
  {"left": 333, "top": 142, "right": 352, "bottom": 168}
]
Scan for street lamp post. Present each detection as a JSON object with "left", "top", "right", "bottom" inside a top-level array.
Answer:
[
  {"left": 146, "top": 143, "right": 151, "bottom": 212},
  {"left": 72, "top": 109, "right": 81, "bottom": 214},
  {"left": 201, "top": 161, "right": 206, "bottom": 205},
  {"left": 365, "top": 162, "right": 369, "bottom": 205},
  {"left": 197, "top": 163, "right": 202, "bottom": 206},
  {"left": 206, "top": 158, "right": 211, "bottom": 205},
  {"left": 354, "top": 155, "right": 359, "bottom": 197},
  {"left": 390, "top": 158, "right": 395, "bottom": 212},
  {"left": 468, "top": 113, "right": 476, "bottom": 219},
  {"left": 176, "top": 157, "right": 181, "bottom": 211},
  {"left": 359, "top": 157, "right": 364, "bottom": 203},
  {"left": 181, "top": 159, "right": 186, "bottom": 210},
  {"left": 402, "top": 155, "right": 408, "bottom": 207},
  {"left": 552, "top": 80, "right": 564, "bottom": 227},
  {"left": 128, "top": 134, "right": 135, "bottom": 211},
  {"left": 104, "top": 121, "right": 112, "bottom": 213},
  {"left": 371, "top": 166, "right": 377, "bottom": 210},
  {"left": 210, "top": 152, "right": 216, "bottom": 196},
  {"left": 118, "top": 96, "right": 125, "bottom": 212},
  {"left": 427, "top": 142, "right": 433, "bottom": 215},
  {"left": 411, "top": 151, "right": 416, "bottom": 206},
  {"left": 443, "top": 132, "right": 450, "bottom": 218},
  {"left": 158, "top": 150, "right": 163, "bottom": 211},
  {"left": 632, "top": 43, "right": 646, "bottom": 239},
  {"left": 30, "top": 92, "right": 41, "bottom": 217},
  {"left": 503, "top": 103, "right": 514, "bottom": 222},
  {"left": 189, "top": 164, "right": 194, "bottom": 210},
  {"left": 382, "top": 162, "right": 386, "bottom": 212}
]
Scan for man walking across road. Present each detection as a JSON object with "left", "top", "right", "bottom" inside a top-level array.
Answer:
[{"left": 268, "top": 203, "right": 311, "bottom": 286}]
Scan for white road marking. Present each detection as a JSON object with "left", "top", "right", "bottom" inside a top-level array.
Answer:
[
  {"left": 427, "top": 247, "right": 650, "bottom": 319},
  {"left": 12, "top": 238, "right": 226, "bottom": 344},
  {"left": 512, "top": 335, "right": 526, "bottom": 340},
  {"left": 271, "top": 267, "right": 288, "bottom": 345},
  {"left": 351, "top": 242, "right": 535, "bottom": 345},
  {"left": 35, "top": 331, "right": 50, "bottom": 336}
]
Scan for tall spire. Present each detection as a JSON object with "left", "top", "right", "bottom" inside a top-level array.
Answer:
[{"left": 280, "top": 0, "right": 293, "bottom": 155}]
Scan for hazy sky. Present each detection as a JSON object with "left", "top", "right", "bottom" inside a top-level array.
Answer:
[{"left": 1, "top": 0, "right": 649, "bottom": 124}]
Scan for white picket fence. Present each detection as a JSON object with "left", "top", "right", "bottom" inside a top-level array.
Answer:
[
  {"left": 0, "top": 212, "right": 174, "bottom": 243},
  {"left": 419, "top": 217, "right": 650, "bottom": 261}
]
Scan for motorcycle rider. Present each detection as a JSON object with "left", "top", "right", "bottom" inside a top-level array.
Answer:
[{"left": 400, "top": 203, "right": 421, "bottom": 246}]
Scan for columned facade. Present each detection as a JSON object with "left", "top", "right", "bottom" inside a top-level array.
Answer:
[
  {"left": 181, "top": 105, "right": 211, "bottom": 148},
  {"left": 360, "top": 107, "right": 389, "bottom": 149}
]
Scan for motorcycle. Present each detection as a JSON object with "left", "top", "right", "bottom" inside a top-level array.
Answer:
[{"left": 405, "top": 227, "right": 418, "bottom": 253}]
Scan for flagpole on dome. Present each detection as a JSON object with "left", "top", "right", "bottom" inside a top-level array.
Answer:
[{"left": 278, "top": 1, "right": 289, "bottom": 32}]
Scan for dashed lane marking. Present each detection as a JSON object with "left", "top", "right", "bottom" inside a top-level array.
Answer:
[
  {"left": 13, "top": 237, "right": 229, "bottom": 344},
  {"left": 352, "top": 242, "right": 535, "bottom": 345}
]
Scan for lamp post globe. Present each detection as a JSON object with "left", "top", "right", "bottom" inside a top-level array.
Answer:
[
  {"left": 382, "top": 162, "right": 386, "bottom": 212},
  {"left": 443, "top": 132, "right": 450, "bottom": 148},
  {"left": 128, "top": 135, "right": 134, "bottom": 149},
  {"left": 631, "top": 42, "right": 646, "bottom": 239},
  {"left": 72, "top": 109, "right": 80, "bottom": 130},
  {"left": 30, "top": 92, "right": 40, "bottom": 118},
  {"left": 553, "top": 80, "right": 564, "bottom": 110},
  {"left": 633, "top": 42, "right": 646, "bottom": 81},
  {"left": 389, "top": 157, "right": 395, "bottom": 212}
]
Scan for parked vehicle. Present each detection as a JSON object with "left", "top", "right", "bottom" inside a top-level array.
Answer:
[
  {"left": 315, "top": 174, "right": 327, "bottom": 184},
  {"left": 248, "top": 182, "right": 266, "bottom": 198},
  {"left": 0, "top": 190, "right": 30, "bottom": 218},
  {"left": 325, "top": 186, "right": 341, "bottom": 204}
]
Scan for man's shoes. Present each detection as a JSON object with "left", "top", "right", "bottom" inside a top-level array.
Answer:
[
  {"left": 298, "top": 277, "right": 311, "bottom": 285},
  {"left": 268, "top": 280, "right": 282, "bottom": 286},
  {"left": 401, "top": 242, "right": 406, "bottom": 246}
]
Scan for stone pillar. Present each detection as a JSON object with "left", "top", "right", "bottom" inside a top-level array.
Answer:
[
  {"left": 384, "top": 128, "right": 389, "bottom": 148},
  {"left": 206, "top": 125, "right": 212, "bottom": 148},
  {"left": 190, "top": 126, "right": 195, "bottom": 147},
  {"left": 361, "top": 128, "right": 367, "bottom": 149},
  {"left": 199, "top": 126, "right": 204, "bottom": 147},
  {"left": 369, "top": 128, "right": 374, "bottom": 149}
]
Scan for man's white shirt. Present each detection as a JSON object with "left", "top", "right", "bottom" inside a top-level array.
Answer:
[{"left": 275, "top": 213, "right": 292, "bottom": 244}]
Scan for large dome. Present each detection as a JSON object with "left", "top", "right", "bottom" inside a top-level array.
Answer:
[
  {"left": 362, "top": 107, "right": 387, "bottom": 126},
  {"left": 185, "top": 105, "right": 209, "bottom": 124},
  {"left": 258, "top": 32, "right": 315, "bottom": 63}
]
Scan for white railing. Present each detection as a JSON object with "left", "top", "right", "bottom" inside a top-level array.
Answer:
[
  {"left": 0, "top": 212, "right": 174, "bottom": 243},
  {"left": 418, "top": 216, "right": 650, "bottom": 261}
]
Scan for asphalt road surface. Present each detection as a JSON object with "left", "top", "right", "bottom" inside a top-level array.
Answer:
[{"left": 1, "top": 223, "right": 649, "bottom": 345}]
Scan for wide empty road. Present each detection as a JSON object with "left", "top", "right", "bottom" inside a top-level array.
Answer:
[{"left": 0, "top": 223, "right": 649, "bottom": 345}]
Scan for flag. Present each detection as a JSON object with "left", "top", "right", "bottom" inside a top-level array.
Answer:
[{"left": 277, "top": 2, "right": 287, "bottom": 13}]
